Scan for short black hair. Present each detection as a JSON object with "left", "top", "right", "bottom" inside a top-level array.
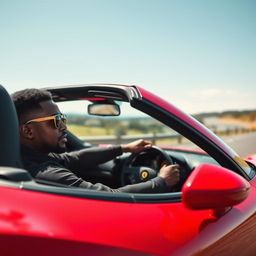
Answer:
[{"left": 11, "top": 88, "right": 52, "bottom": 123}]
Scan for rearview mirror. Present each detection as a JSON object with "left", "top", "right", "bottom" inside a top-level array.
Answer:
[{"left": 88, "top": 103, "right": 120, "bottom": 116}]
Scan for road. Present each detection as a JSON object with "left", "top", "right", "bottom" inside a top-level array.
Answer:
[
  {"left": 203, "top": 117, "right": 255, "bottom": 157},
  {"left": 220, "top": 132, "right": 256, "bottom": 157},
  {"left": 169, "top": 132, "right": 256, "bottom": 158}
]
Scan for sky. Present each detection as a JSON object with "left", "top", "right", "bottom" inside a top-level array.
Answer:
[{"left": 1, "top": 0, "right": 255, "bottom": 114}]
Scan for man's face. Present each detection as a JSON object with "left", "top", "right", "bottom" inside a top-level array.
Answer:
[{"left": 24, "top": 100, "right": 67, "bottom": 153}]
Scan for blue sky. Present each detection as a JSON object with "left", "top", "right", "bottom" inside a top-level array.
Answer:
[{"left": 1, "top": 0, "right": 255, "bottom": 114}]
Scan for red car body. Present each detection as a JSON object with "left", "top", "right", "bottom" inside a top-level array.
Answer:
[{"left": 0, "top": 84, "right": 256, "bottom": 256}]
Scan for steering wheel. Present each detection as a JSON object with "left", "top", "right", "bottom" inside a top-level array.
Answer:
[{"left": 120, "top": 146, "right": 174, "bottom": 186}]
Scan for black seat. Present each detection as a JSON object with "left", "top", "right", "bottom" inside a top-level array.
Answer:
[{"left": 0, "top": 84, "right": 23, "bottom": 168}]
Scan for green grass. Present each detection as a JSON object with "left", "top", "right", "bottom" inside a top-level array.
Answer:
[
  {"left": 67, "top": 124, "right": 153, "bottom": 137},
  {"left": 68, "top": 124, "right": 112, "bottom": 136}
]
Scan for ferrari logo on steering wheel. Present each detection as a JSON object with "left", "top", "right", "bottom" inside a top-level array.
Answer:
[{"left": 141, "top": 170, "right": 149, "bottom": 180}]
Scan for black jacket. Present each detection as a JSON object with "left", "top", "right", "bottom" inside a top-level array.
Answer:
[{"left": 21, "top": 145, "right": 168, "bottom": 193}]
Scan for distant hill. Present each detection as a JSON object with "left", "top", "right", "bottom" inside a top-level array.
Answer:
[{"left": 193, "top": 109, "right": 256, "bottom": 122}]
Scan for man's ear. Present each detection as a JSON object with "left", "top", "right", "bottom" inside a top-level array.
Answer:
[{"left": 20, "top": 124, "right": 34, "bottom": 140}]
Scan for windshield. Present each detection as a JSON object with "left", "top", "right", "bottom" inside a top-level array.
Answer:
[
  {"left": 57, "top": 100, "right": 199, "bottom": 149},
  {"left": 56, "top": 98, "right": 253, "bottom": 178}
]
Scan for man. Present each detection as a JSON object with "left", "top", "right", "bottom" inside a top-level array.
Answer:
[{"left": 12, "top": 88, "right": 180, "bottom": 193}]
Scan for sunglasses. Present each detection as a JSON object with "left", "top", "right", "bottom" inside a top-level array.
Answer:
[{"left": 24, "top": 114, "right": 67, "bottom": 129}]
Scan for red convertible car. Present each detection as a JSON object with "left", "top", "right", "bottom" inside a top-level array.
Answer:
[{"left": 0, "top": 83, "right": 256, "bottom": 255}]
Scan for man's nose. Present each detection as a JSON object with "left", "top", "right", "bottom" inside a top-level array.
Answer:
[{"left": 59, "top": 120, "right": 67, "bottom": 130}]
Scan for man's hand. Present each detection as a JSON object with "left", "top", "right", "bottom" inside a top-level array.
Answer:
[
  {"left": 121, "top": 139, "right": 152, "bottom": 154},
  {"left": 158, "top": 164, "right": 180, "bottom": 187}
]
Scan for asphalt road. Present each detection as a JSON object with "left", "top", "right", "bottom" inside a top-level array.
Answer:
[
  {"left": 169, "top": 132, "right": 256, "bottom": 158},
  {"left": 202, "top": 117, "right": 256, "bottom": 157},
  {"left": 220, "top": 132, "right": 256, "bottom": 157}
]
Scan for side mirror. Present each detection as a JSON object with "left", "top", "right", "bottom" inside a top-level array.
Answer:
[
  {"left": 182, "top": 163, "right": 250, "bottom": 210},
  {"left": 88, "top": 103, "right": 120, "bottom": 116}
]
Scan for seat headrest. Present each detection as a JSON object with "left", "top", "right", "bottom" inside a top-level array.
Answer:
[{"left": 0, "top": 85, "right": 23, "bottom": 168}]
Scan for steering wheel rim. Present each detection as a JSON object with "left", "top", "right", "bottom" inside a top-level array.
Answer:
[{"left": 120, "top": 145, "right": 174, "bottom": 186}]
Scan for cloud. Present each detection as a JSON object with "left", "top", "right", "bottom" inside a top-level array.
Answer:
[
  {"left": 196, "top": 88, "right": 222, "bottom": 98},
  {"left": 188, "top": 88, "right": 240, "bottom": 99},
  {"left": 163, "top": 88, "right": 256, "bottom": 114}
]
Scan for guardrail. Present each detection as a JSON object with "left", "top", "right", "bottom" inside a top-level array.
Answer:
[
  {"left": 79, "top": 127, "right": 256, "bottom": 145},
  {"left": 80, "top": 133, "right": 182, "bottom": 145}
]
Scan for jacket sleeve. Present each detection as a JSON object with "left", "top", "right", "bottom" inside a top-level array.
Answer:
[
  {"left": 51, "top": 145, "right": 123, "bottom": 175},
  {"left": 34, "top": 162, "right": 168, "bottom": 193},
  {"left": 114, "top": 176, "right": 168, "bottom": 193}
]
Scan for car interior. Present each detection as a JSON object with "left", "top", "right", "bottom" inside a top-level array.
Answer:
[
  {"left": 48, "top": 87, "right": 220, "bottom": 192},
  {"left": 0, "top": 84, "right": 228, "bottom": 204}
]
